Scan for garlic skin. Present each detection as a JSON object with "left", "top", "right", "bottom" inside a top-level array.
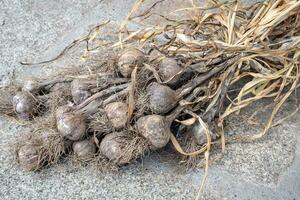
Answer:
[
  {"left": 17, "top": 145, "right": 39, "bottom": 171},
  {"left": 136, "top": 115, "right": 170, "bottom": 150},
  {"left": 12, "top": 91, "right": 36, "bottom": 120},
  {"left": 73, "top": 140, "right": 96, "bottom": 159},
  {"left": 147, "top": 82, "right": 177, "bottom": 114},
  {"left": 104, "top": 102, "right": 128, "bottom": 129},
  {"left": 158, "top": 58, "right": 182, "bottom": 86},
  {"left": 100, "top": 132, "right": 128, "bottom": 165},
  {"left": 118, "top": 48, "right": 145, "bottom": 77},
  {"left": 56, "top": 106, "right": 86, "bottom": 141},
  {"left": 71, "top": 79, "right": 92, "bottom": 104}
]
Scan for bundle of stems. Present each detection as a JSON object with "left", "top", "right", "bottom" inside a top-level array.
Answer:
[{"left": 1, "top": 2, "right": 299, "bottom": 197}]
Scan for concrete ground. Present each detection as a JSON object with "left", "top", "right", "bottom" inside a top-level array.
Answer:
[{"left": 0, "top": 0, "right": 299, "bottom": 199}]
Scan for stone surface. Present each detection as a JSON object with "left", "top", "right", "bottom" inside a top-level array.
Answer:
[{"left": 0, "top": 0, "right": 299, "bottom": 200}]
